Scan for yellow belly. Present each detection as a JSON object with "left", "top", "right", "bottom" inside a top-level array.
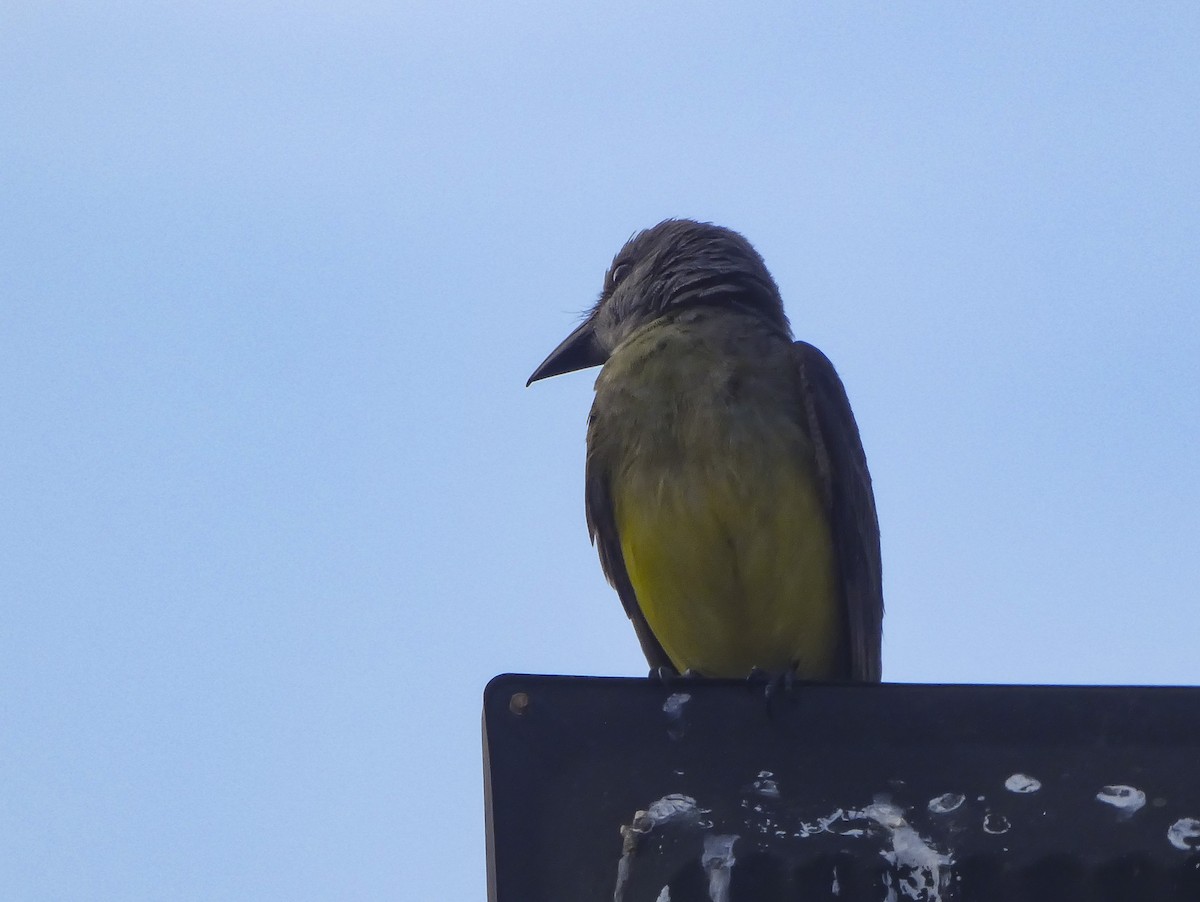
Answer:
[{"left": 614, "top": 455, "right": 840, "bottom": 678}]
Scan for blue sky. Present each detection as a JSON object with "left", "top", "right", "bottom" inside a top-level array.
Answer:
[{"left": 3, "top": 2, "right": 1198, "bottom": 898}]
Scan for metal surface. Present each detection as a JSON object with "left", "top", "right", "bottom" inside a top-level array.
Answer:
[{"left": 483, "top": 675, "right": 1200, "bottom": 901}]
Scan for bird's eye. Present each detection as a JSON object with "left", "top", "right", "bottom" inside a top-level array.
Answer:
[{"left": 610, "top": 262, "right": 632, "bottom": 287}]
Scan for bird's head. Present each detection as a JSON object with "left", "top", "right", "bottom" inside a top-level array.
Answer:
[{"left": 528, "top": 219, "right": 789, "bottom": 385}]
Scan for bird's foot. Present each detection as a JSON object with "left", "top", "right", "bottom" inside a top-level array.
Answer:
[
  {"left": 747, "top": 666, "right": 798, "bottom": 704},
  {"left": 648, "top": 665, "right": 701, "bottom": 685},
  {"left": 746, "top": 666, "right": 771, "bottom": 685}
]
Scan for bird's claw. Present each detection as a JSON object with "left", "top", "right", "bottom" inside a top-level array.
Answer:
[
  {"left": 747, "top": 666, "right": 798, "bottom": 702},
  {"left": 649, "top": 665, "right": 678, "bottom": 683},
  {"left": 649, "top": 665, "right": 701, "bottom": 684}
]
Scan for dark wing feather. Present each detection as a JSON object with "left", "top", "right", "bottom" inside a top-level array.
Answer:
[
  {"left": 583, "top": 413, "right": 674, "bottom": 673},
  {"left": 794, "top": 341, "right": 884, "bottom": 681}
]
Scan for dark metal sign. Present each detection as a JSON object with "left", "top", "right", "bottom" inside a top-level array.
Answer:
[{"left": 484, "top": 675, "right": 1200, "bottom": 901}]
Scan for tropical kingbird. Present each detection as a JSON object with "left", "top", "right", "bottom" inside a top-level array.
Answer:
[{"left": 528, "top": 219, "right": 882, "bottom": 681}]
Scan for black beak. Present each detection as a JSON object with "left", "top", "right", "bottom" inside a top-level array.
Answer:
[{"left": 527, "top": 318, "right": 608, "bottom": 386}]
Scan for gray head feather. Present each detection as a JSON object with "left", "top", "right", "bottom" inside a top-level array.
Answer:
[{"left": 590, "top": 219, "right": 791, "bottom": 353}]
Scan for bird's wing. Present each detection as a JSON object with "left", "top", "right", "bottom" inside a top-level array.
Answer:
[
  {"left": 794, "top": 341, "right": 884, "bottom": 681},
  {"left": 584, "top": 422, "right": 674, "bottom": 673}
]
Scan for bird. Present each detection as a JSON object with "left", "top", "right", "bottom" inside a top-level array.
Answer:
[{"left": 527, "top": 219, "right": 882, "bottom": 682}]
